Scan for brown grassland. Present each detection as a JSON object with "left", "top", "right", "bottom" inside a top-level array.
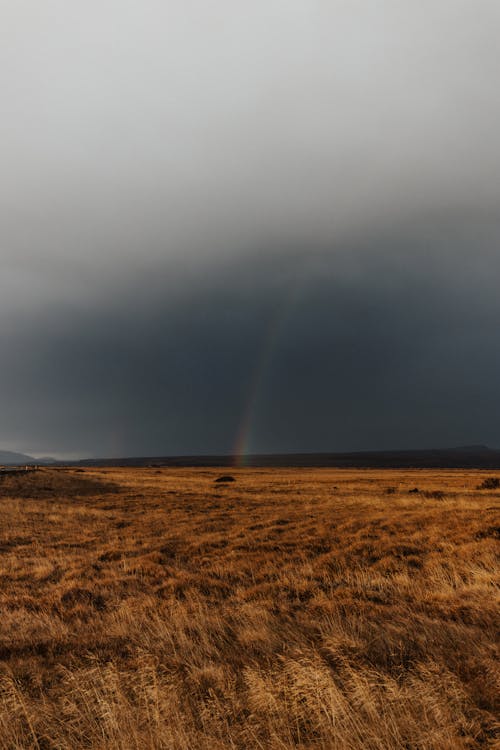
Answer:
[{"left": 0, "top": 467, "right": 498, "bottom": 749}]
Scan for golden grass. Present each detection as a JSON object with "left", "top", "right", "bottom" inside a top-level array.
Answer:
[{"left": 0, "top": 467, "right": 498, "bottom": 748}]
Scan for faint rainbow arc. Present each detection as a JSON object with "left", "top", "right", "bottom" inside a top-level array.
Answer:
[{"left": 233, "top": 280, "right": 307, "bottom": 466}]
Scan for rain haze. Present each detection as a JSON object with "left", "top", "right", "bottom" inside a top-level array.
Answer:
[{"left": 1, "top": 1, "right": 500, "bottom": 459}]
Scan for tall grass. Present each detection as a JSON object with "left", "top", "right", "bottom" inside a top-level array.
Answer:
[{"left": 0, "top": 468, "right": 498, "bottom": 748}]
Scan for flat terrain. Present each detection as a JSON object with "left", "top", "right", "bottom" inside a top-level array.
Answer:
[{"left": 0, "top": 467, "right": 498, "bottom": 749}]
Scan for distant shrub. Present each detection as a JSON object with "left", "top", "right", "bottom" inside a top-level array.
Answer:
[
  {"left": 477, "top": 477, "right": 500, "bottom": 490},
  {"left": 423, "top": 490, "right": 446, "bottom": 500},
  {"left": 385, "top": 487, "right": 397, "bottom": 494},
  {"left": 475, "top": 525, "right": 500, "bottom": 540}
]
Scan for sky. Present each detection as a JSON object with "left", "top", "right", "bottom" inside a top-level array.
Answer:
[{"left": 1, "top": 1, "right": 500, "bottom": 459}]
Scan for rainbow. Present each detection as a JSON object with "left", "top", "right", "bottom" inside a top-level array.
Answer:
[{"left": 233, "top": 278, "right": 307, "bottom": 466}]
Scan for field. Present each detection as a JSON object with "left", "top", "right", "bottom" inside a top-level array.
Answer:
[{"left": 0, "top": 467, "right": 498, "bottom": 749}]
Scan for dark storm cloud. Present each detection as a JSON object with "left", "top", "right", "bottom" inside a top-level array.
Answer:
[
  {"left": 1, "top": 2, "right": 500, "bottom": 456},
  {"left": 2, "top": 222, "right": 500, "bottom": 458}
]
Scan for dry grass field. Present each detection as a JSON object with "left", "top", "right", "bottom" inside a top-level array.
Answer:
[{"left": 0, "top": 467, "right": 498, "bottom": 749}]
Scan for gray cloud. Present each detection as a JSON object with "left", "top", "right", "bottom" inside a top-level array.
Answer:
[{"left": 1, "top": 3, "right": 499, "bottom": 456}]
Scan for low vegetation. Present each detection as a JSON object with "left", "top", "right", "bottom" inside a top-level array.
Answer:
[{"left": 0, "top": 467, "right": 498, "bottom": 748}]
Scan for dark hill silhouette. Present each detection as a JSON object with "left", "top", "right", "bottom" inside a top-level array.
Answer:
[
  {"left": 0, "top": 450, "right": 57, "bottom": 466},
  {"left": 0, "top": 450, "right": 37, "bottom": 465},
  {"left": 73, "top": 445, "right": 500, "bottom": 469}
]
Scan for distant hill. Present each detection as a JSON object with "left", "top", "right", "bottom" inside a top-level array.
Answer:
[
  {"left": 452, "top": 444, "right": 491, "bottom": 453},
  {"left": 0, "top": 450, "right": 37, "bottom": 465},
  {"left": 0, "top": 450, "right": 56, "bottom": 465},
  {"left": 74, "top": 445, "right": 500, "bottom": 469}
]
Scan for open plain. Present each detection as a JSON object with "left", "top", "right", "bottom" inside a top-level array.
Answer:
[{"left": 0, "top": 467, "right": 498, "bottom": 749}]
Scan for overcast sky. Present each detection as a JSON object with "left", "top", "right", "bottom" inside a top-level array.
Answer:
[{"left": 1, "top": 1, "right": 500, "bottom": 458}]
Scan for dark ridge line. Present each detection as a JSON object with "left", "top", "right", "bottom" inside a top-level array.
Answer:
[{"left": 50, "top": 446, "right": 500, "bottom": 470}]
